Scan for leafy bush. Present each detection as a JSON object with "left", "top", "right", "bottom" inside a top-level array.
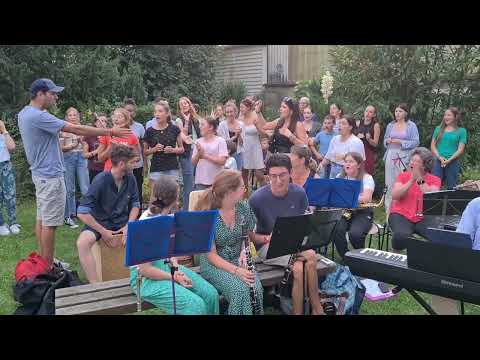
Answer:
[
  {"left": 0, "top": 45, "right": 222, "bottom": 201},
  {"left": 329, "top": 45, "right": 480, "bottom": 169},
  {"left": 216, "top": 81, "right": 248, "bottom": 107},
  {"left": 294, "top": 72, "right": 332, "bottom": 119}
]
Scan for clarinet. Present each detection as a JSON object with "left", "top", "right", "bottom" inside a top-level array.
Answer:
[
  {"left": 279, "top": 254, "right": 297, "bottom": 297},
  {"left": 240, "top": 219, "right": 261, "bottom": 315}
]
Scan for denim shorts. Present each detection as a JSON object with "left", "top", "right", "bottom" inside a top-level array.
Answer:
[{"left": 149, "top": 170, "right": 179, "bottom": 181}]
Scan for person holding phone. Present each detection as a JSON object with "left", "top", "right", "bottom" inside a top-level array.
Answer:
[{"left": 76, "top": 145, "right": 140, "bottom": 283}]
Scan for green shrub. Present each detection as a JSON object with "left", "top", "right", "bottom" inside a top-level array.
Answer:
[
  {"left": 329, "top": 45, "right": 480, "bottom": 169},
  {"left": 216, "top": 81, "right": 247, "bottom": 106},
  {"left": 294, "top": 77, "right": 331, "bottom": 119}
]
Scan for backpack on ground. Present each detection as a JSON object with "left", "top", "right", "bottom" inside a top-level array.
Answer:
[
  {"left": 13, "top": 264, "right": 83, "bottom": 315},
  {"left": 15, "top": 252, "right": 50, "bottom": 282},
  {"left": 319, "top": 264, "right": 366, "bottom": 315}
]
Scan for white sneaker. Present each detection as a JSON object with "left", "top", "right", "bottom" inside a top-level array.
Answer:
[
  {"left": 65, "top": 217, "right": 79, "bottom": 229},
  {"left": 54, "top": 258, "right": 71, "bottom": 270},
  {"left": 0, "top": 225, "right": 10, "bottom": 236},
  {"left": 9, "top": 224, "right": 21, "bottom": 235}
]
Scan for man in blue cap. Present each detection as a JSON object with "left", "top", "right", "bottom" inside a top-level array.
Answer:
[{"left": 18, "top": 78, "right": 132, "bottom": 267}]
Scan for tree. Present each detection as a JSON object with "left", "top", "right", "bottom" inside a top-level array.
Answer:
[{"left": 329, "top": 45, "right": 480, "bottom": 165}]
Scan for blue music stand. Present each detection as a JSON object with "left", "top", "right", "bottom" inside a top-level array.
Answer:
[
  {"left": 305, "top": 178, "right": 362, "bottom": 208},
  {"left": 125, "top": 210, "right": 218, "bottom": 314}
]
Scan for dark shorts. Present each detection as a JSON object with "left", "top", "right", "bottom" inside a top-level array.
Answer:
[{"left": 81, "top": 224, "right": 123, "bottom": 241}]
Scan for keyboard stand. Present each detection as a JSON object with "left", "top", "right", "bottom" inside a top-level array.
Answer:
[
  {"left": 407, "top": 290, "right": 466, "bottom": 315},
  {"left": 407, "top": 289, "right": 437, "bottom": 315}
]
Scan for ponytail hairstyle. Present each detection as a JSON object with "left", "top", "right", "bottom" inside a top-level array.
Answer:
[
  {"left": 92, "top": 112, "right": 108, "bottom": 127},
  {"left": 240, "top": 97, "right": 255, "bottom": 111},
  {"left": 277, "top": 96, "right": 301, "bottom": 134},
  {"left": 339, "top": 152, "right": 366, "bottom": 181},
  {"left": 364, "top": 105, "right": 378, "bottom": 125},
  {"left": 194, "top": 170, "right": 243, "bottom": 211},
  {"left": 148, "top": 176, "right": 179, "bottom": 216},
  {"left": 330, "top": 103, "right": 344, "bottom": 119},
  {"left": 343, "top": 114, "right": 357, "bottom": 134},
  {"left": 224, "top": 101, "right": 238, "bottom": 118},
  {"left": 113, "top": 107, "right": 132, "bottom": 127},
  {"left": 290, "top": 145, "right": 317, "bottom": 173},
  {"left": 203, "top": 116, "right": 219, "bottom": 134},
  {"left": 154, "top": 100, "right": 172, "bottom": 124},
  {"left": 435, "top": 106, "right": 461, "bottom": 145}
]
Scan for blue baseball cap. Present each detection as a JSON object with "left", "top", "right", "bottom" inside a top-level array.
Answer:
[{"left": 29, "top": 78, "right": 65, "bottom": 96}]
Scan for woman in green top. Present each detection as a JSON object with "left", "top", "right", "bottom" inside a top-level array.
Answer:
[
  {"left": 195, "top": 169, "right": 265, "bottom": 315},
  {"left": 430, "top": 107, "right": 467, "bottom": 189}
]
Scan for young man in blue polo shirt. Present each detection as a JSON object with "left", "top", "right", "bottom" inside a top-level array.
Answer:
[{"left": 76, "top": 145, "right": 140, "bottom": 283}]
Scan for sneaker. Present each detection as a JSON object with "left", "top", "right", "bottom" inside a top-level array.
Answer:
[
  {"left": 9, "top": 224, "right": 21, "bottom": 235},
  {"left": 54, "top": 258, "right": 71, "bottom": 270},
  {"left": 65, "top": 217, "right": 79, "bottom": 229},
  {"left": 0, "top": 225, "right": 10, "bottom": 236}
]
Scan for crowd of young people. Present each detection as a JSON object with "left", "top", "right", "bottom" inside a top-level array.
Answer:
[{"left": 13, "top": 77, "right": 472, "bottom": 315}]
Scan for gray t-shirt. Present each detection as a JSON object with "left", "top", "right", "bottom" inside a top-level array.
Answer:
[
  {"left": 249, "top": 183, "right": 309, "bottom": 236},
  {"left": 18, "top": 105, "right": 66, "bottom": 178},
  {"left": 131, "top": 121, "right": 146, "bottom": 168}
]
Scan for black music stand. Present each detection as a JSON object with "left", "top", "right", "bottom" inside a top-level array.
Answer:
[
  {"left": 266, "top": 213, "right": 314, "bottom": 315},
  {"left": 125, "top": 210, "right": 218, "bottom": 315},
  {"left": 307, "top": 209, "right": 344, "bottom": 256},
  {"left": 423, "top": 190, "right": 480, "bottom": 230}
]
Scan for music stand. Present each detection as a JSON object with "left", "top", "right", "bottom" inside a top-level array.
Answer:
[
  {"left": 266, "top": 213, "right": 314, "bottom": 315},
  {"left": 423, "top": 190, "right": 480, "bottom": 230},
  {"left": 307, "top": 209, "right": 344, "bottom": 253},
  {"left": 305, "top": 178, "right": 362, "bottom": 208},
  {"left": 424, "top": 189, "right": 480, "bottom": 216},
  {"left": 125, "top": 210, "right": 218, "bottom": 314}
]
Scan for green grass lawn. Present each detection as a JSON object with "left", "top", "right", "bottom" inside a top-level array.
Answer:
[{"left": 1, "top": 204, "right": 478, "bottom": 315}]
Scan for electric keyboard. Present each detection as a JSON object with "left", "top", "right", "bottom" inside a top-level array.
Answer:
[{"left": 345, "top": 248, "right": 480, "bottom": 305}]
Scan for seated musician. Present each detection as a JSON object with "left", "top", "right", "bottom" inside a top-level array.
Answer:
[
  {"left": 196, "top": 169, "right": 265, "bottom": 315},
  {"left": 249, "top": 154, "right": 325, "bottom": 315},
  {"left": 456, "top": 197, "right": 480, "bottom": 250},
  {"left": 332, "top": 152, "right": 375, "bottom": 259},
  {"left": 129, "top": 176, "right": 220, "bottom": 315},
  {"left": 289, "top": 145, "right": 319, "bottom": 188},
  {"left": 389, "top": 147, "right": 441, "bottom": 251},
  {"left": 76, "top": 145, "right": 140, "bottom": 283}
]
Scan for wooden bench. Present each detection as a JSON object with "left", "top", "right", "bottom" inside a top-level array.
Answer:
[{"left": 55, "top": 254, "right": 336, "bottom": 315}]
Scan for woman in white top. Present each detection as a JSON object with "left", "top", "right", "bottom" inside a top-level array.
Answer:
[
  {"left": 129, "top": 176, "right": 219, "bottom": 315},
  {"left": 217, "top": 102, "right": 245, "bottom": 170},
  {"left": 239, "top": 97, "right": 267, "bottom": 191},
  {"left": 331, "top": 152, "right": 375, "bottom": 259},
  {"left": 320, "top": 115, "right": 365, "bottom": 179}
]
